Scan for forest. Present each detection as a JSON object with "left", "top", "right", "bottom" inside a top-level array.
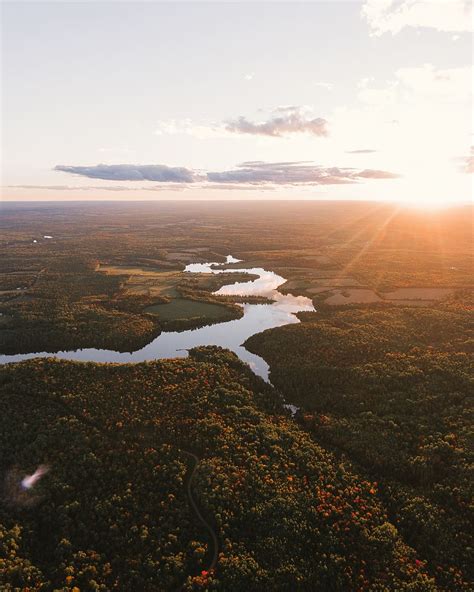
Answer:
[
  {"left": 246, "top": 304, "right": 473, "bottom": 590},
  {"left": 0, "top": 201, "right": 472, "bottom": 591},
  {"left": 0, "top": 348, "right": 444, "bottom": 591}
]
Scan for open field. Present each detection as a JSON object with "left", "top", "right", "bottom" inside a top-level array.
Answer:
[
  {"left": 322, "top": 288, "right": 382, "bottom": 305},
  {"left": 382, "top": 287, "right": 455, "bottom": 300},
  {"left": 145, "top": 297, "right": 237, "bottom": 323},
  {"left": 100, "top": 264, "right": 182, "bottom": 298}
]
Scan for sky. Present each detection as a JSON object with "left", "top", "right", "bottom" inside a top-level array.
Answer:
[{"left": 1, "top": 0, "right": 473, "bottom": 205}]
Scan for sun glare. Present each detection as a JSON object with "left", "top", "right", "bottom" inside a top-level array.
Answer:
[
  {"left": 394, "top": 196, "right": 463, "bottom": 211},
  {"left": 387, "top": 172, "right": 473, "bottom": 210}
]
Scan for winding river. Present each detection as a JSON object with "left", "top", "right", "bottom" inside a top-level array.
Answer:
[{"left": 0, "top": 256, "right": 315, "bottom": 382}]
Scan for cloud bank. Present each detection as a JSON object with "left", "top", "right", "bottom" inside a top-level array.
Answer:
[
  {"left": 54, "top": 160, "right": 399, "bottom": 187},
  {"left": 54, "top": 164, "right": 200, "bottom": 183},
  {"left": 207, "top": 161, "right": 398, "bottom": 185}
]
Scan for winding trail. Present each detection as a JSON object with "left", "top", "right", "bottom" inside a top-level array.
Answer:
[{"left": 181, "top": 450, "right": 219, "bottom": 573}]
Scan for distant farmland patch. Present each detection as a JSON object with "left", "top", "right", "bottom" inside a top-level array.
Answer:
[
  {"left": 383, "top": 287, "right": 455, "bottom": 300},
  {"left": 100, "top": 265, "right": 182, "bottom": 298},
  {"left": 145, "top": 298, "right": 235, "bottom": 322}
]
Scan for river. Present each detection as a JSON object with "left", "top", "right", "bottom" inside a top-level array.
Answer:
[{"left": 0, "top": 256, "right": 315, "bottom": 382}]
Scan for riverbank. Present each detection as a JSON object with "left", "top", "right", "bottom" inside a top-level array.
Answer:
[{"left": 0, "top": 256, "right": 314, "bottom": 382}]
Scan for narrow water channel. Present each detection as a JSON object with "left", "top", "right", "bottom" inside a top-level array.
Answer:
[{"left": 0, "top": 256, "right": 315, "bottom": 382}]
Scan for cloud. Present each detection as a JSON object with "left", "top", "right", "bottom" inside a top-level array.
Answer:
[
  {"left": 9, "top": 184, "right": 128, "bottom": 191},
  {"left": 224, "top": 107, "right": 329, "bottom": 137},
  {"left": 206, "top": 161, "right": 399, "bottom": 185},
  {"left": 362, "top": 0, "right": 473, "bottom": 35},
  {"left": 155, "top": 106, "right": 329, "bottom": 139},
  {"left": 356, "top": 169, "right": 399, "bottom": 179},
  {"left": 346, "top": 149, "right": 377, "bottom": 154},
  {"left": 8, "top": 184, "right": 189, "bottom": 192},
  {"left": 154, "top": 118, "right": 228, "bottom": 139},
  {"left": 273, "top": 105, "right": 307, "bottom": 113},
  {"left": 314, "top": 81, "right": 334, "bottom": 91},
  {"left": 357, "top": 65, "right": 472, "bottom": 107},
  {"left": 54, "top": 164, "right": 200, "bottom": 182},
  {"left": 396, "top": 64, "right": 472, "bottom": 102},
  {"left": 244, "top": 72, "right": 254, "bottom": 81},
  {"left": 206, "top": 183, "right": 275, "bottom": 191},
  {"left": 52, "top": 160, "right": 399, "bottom": 188},
  {"left": 462, "top": 147, "right": 474, "bottom": 173}
]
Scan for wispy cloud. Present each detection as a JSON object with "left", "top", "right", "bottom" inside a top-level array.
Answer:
[
  {"left": 155, "top": 106, "right": 329, "bottom": 139},
  {"left": 53, "top": 160, "right": 399, "bottom": 187},
  {"left": 314, "top": 81, "right": 334, "bottom": 91},
  {"left": 362, "top": 0, "right": 473, "bottom": 35},
  {"left": 346, "top": 149, "right": 377, "bottom": 154},
  {"left": 207, "top": 161, "right": 398, "bottom": 185},
  {"left": 462, "top": 147, "right": 474, "bottom": 174},
  {"left": 357, "top": 65, "right": 472, "bottom": 106},
  {"left": 8, "top": 184, "right": 189, "bottom": 192},
  {"left": 154, "top": 118, "right": 228, "bottom": 139},
  {"left": 206, "top": 183, "right": 275, "bottom": 191},
  {"left": 356, "top": 169, "right": 399, "bottom": 179},
  {"left": 54, "top": 164, "right": 201, "bottom": 183},
  {"left": 224, "top": 106, "right": 329, "bottom": 137}
]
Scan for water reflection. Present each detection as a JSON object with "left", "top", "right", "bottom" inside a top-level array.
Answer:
[{"left": 0, "top": 256, "right": 315, "bottom": 381}]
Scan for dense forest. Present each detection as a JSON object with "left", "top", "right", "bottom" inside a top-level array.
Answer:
[
  {"left": 246, "top": 305, "right": 473, "bottom": 590},
  {"left": 1, "top": 348, "right": 444, "bottom": 591}
]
